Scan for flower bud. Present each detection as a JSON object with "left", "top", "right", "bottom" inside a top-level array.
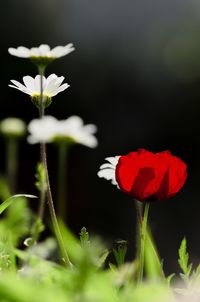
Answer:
[{"left": 0, "top": 118, "right": 26, "bottom": 138}]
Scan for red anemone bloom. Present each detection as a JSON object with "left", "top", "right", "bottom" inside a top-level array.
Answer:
[{"left": 115, "top": 149, "right": 187, "bottom": 202}]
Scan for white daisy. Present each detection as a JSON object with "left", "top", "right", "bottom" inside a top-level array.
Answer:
[
  {"left": 27, "top": 116, "right": 98, "bottom": 148},
  {"left": 97, "top": 156, "right": 120, "bottom": 186},
  {"left": 8, "top": 43, "right": 75, "bottom": 59},
  {"left": 9, "top": 74, "right": 69, "bottom": 98}
]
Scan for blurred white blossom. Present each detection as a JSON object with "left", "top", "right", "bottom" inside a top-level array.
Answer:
[
  {"left": 8, "top": 44, "right": 75, "bottom": 59},
  {"left": 174, "top": 280, "right": 200, "bottom": 302},
  {"left": 28, "top": 116, "right": 98, "bottom": 148},
  {"left": 0, "top": 118, "right": 26, "bottom": 137}
]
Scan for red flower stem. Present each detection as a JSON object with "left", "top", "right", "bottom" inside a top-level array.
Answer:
[
  {"left": 136, "top": 201, "right": 150, "bottom": 283},
  {"left": 135, "top": 200, "right": 143, "bottom": 225},
  {"left": 134, "top": 200, "right": 143, "bottom": 280}
]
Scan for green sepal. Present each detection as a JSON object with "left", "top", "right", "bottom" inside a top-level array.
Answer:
[
  {"left": 30, "top": 56, "right": 55, "bottom": 69},
  {"left": 31, "top": 95, "right": 52, "bottom": 109}
]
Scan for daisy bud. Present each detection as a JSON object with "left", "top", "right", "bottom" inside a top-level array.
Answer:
[{"left": 0, "top": 118, "right": 26, "bottom": 138}]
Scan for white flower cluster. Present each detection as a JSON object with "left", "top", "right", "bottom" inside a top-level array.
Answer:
[
  {"left": 8, "top": 43, "right": 98, "bottom": 147},
  {"left": 28, "top": 116, "right": 98, "bottom": 148}
]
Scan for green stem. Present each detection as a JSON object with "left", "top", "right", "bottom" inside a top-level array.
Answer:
[
  {"left": 6, "top": 138, "right": 18, "bottom": 194},
  {"left": 135, "top": 200, "right": 143, "bottom": 265},
  {"left": 34, "top": 64, "right": 71, "bottom": 266},
  {"left": 57, "top": 143, "right": 69, "bottom": 221},
  {"left": 38, "top": 144, "right": 46, "bottom": 220},
  {"left": 42, "top": 143, "right": 72, "bottom": 267},
  {"left": 137, "top": 201, "right": 150, "bottom": 284},
  {"left": 38, "top": 64, "right": 45, "bottom": 117},
  {"left": 37, "top": 66, "right": 46, "bottom": 220}
]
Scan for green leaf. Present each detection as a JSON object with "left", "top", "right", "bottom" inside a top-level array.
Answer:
[
  {"left": 5, "top": 196, "right": 33, "bottom": 245},
  {"left": 109, "top": 262, "right": 117, "bottom": 272},
  {"left": 97, "top": 249, "right": 109, "bottom": 268},
  {"left": 59, "top": 220, "right": 82, "bottom": 262},
  {"left": 79, "top": 227, "right": 90, "bottom": 247},
  {"left": 113, "top": 240, "right": 127, "bottom": 267},
  {"left": 178, "top": 237, "right": 192, "bottom": 278},
  {"left": 144, "top": 229, "right": 165, "bottom": 281},
  {"left": 0, "top": 194, "right": 37, "bottom": 215},
  {"left": 166, "top": 273, "right": 175, "bottom": 286}
]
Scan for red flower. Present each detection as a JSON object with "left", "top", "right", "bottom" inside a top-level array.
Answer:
[{"left": 115, "top": 149, "right": 187, "bottom": 202}]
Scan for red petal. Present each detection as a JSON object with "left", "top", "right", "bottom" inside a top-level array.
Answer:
[{"left": 157, "top": 151, "right": 187, "bottom": 199}]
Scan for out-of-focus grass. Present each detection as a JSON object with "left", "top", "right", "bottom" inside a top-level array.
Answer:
[{"left": 0, "top": 188, "right": 197, "bottom": 302}]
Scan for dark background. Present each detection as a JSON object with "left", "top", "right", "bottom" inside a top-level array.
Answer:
[{"left": 1, "top": 0, "right": 200, "bottom": 274}]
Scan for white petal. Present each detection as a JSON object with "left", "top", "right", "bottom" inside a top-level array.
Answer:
[
  {"left": 99, "top": 163, "right": 115, "bottom": 170},
  {"left": 97, "top": 169, "right": 115, "bottom": 180},
  {"left": 38, "top": 44, "right": 50, "bottom": 56},
  {"left": 9, "top": 80, "right": 27, "bottom": 91},
  {"left": 97, "top": 156, "right": 120, "bottom": 187},
  {"left": 76, "top": 134, "right": 98, "bottom": 148},
  {"left": 8, "top": 48, "right": 23, "bottom": 57},
  {"left": 28, "top": 116, "right": 58, "bottom": 144},
  {"left": 54, "top": 76, "right": 65, "bottom": 86},
  {"left": 30, "top": 47, "right": 40, "bottom": 57},
  {"left": 45, "top": 74, "right": 57, "bottom": 83},
  {"left": 83, "top": 124, "right": 97, "bottom": 134},
  {"left": 27, "top": 135, "right": 39, "bottom": 144},
  {"left": 62, "top": 116, "right": 83, "bottom": 128},
  {"left": 53, "top": 115, "right": 98, "bottom": 147},
  {"left": 9, "top": 84, "right": 30, "bottom": 95},
  {"left": 44, "top": 79, "right": 58, "bottom": 96},
  {"left": 97, "top": 168, "right": 118, "bottom": 186},
  {"left": 8, "top": 46, "right": 30, "bottom": 58},
  {"left": 49, "top": 83, "right": 69, "bottom": 96},
  {"left": 37, "top": 74, "right": 68, "bottom": 96},
  {"left": 44, "top": 74, "right": 58, "bottom": 90},
  {"left": 51, "top": 43, "right": 75, "bottom": 57},
  {"left": 34, "top": 75, "right": 42, "bottom": 91},
  {"left": 105, "top": 156, "right": 120, "bottom": 165},
  {"left": 23, "top": 76, "right": 35, "bottom": 93}
]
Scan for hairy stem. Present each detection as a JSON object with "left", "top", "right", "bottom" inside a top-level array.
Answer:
[
  {"left": 37, "top": 65, "right": 46, "bottom": 219},
  {"left": 42, "top": 143, "right": 72, "bottom": 267},
  {"left": 36, "top": 65, "right": 71, "bottom": 267}
]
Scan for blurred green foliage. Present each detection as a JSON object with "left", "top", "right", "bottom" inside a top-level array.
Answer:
[{"left": 0, "top": 180, "right": 198, "bottom": 301}]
